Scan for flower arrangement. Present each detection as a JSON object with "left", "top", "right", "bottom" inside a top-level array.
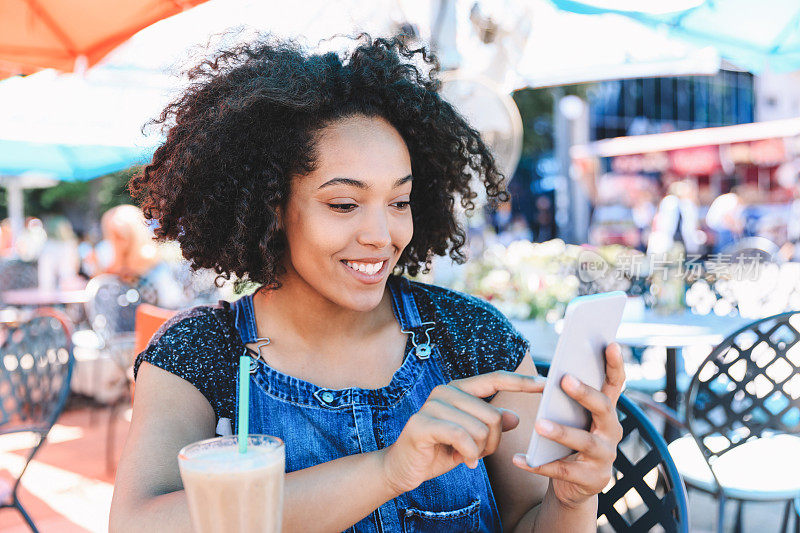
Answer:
[
  {"left": 436, "top": 237, "right": 800, "bottom": 322},
  {"left": 445, "top": 239, "right": 644, "bottom": 321}
]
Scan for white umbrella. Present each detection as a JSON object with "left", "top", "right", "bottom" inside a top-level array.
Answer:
[
  {"left": 100, "top": 0, "right": 720, "bottom": 90},
  {"left": 0, "top": 66, "right": 175, "bottom": 238},
  {"left": 433, "top": 0, "right": 720, "bottom": 93},
  {"left": 99, "top": 0, "right": 407, "bottom": 74}
]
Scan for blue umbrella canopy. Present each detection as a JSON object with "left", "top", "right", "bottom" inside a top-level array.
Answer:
[
  {"left": 0, "top": 67, "right": 169, "bottom": 236},
  {"left": 0, "top": 68, "right": 167, "bottom": 182},
  {"left": 550, "top": 0, "right": 800, "bottom": 73},
  {"left": 0, "top": 140, "right": 152, "bottom": 182}
]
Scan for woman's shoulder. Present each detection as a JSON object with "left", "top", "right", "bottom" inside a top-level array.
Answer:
[
  {"left": 407, "top": 279, "right": 514, "bottom": 326},
  {"left": 133, "top": 302, "right": 239, "bottom": 421},
  {"left": 405, "top": 278, "right": 530, "bottom": 379},
  {"left": 140, "top": 303, "right": 236, "bottom": 355},
  {"left": 406, "top": 279, "right": 525, "bottom": 344}
]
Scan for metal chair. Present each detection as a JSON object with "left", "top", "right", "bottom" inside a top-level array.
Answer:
[
  {"left": 0, "top": 309, "right": 74, "bottom": 532},
  {"left": 720, "top": 236, "right": 781, "bottom": 265},
  {"left": 632, "top": 310, "right": 800, "bottom": 532},
  {"left": 669, "top": 310, "right": 800, "bottom": 533},
  {"left": 74, "top": 274, "right": 140, "bottom": 400},
  {"left": 535, "top": 362, "right": 690, "bottom": 532},
  {"left": 74, "top": 275, "right": 141, "bottom": 472},
  {"left": 0, "top": 259, "right": 37, "bottom": 293},
  {"left": 84, "top": 274, "right": 140, "bottom": 339}
]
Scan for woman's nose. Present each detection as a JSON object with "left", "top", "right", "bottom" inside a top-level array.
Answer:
[{"left": 356, "top": 207, "right": 392, "bottom": 248}]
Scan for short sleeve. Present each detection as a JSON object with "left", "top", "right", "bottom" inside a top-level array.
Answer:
[
  {"left": 469, "top": 299, "right": 531, "bottom": 375},
  {"left": 491, "top": 321, "right": 530, "bottom": 373},
  {"left": 133, "top": 306, "right": 237, "bottom": 421},
  {"left": 407, "top": 280, "right": 531, "bottom": 382}
]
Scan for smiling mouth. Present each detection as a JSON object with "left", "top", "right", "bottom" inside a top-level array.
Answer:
[{"left": 341, "top": 259, "right": 386, "bottom": 276}]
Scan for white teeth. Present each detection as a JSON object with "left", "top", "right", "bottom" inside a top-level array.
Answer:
[{"left": 344, "top": 260, "right": 384, "bottom": 275}]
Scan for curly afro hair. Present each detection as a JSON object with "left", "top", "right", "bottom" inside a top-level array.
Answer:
[{"left": 129, "top": 32, "right": 509, "bottom": 288}]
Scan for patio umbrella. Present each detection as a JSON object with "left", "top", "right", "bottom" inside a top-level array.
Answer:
[
  {"left": 549, "top": 0, "right": 800, "bottom": 73},
  {"left": 0, "top": 0, "right": 404, "bottom": 239},
  {"left": 0, "top": 0, "right": 209, "bottom": 77},
  {"left": 448, "top": 0, "right": 720, "bottom": 92},
  {"left": 0, "top": 67, "right": 173, "bottom": 238}
]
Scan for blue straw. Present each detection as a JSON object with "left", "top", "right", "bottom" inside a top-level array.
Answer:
[{"left": 238, "top": 355, "right": 250, "bottom": 454}]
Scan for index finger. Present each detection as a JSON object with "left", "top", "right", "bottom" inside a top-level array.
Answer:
[
  {"left": 451, "top": 370, "right": 545, "bottom": 398},
  {"left": 602, "top": 343, "right": 625, "bottom": 402}
]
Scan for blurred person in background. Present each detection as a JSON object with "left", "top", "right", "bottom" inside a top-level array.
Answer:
[
  {"left": 100, "top": 204, "right": 186, "bottom": 308},
  {"left": 533, "top": 195, "right": 557, "bottom": 242},
  {"left": 38, "top": 216, "right": 82, "bottom": 290},
  {"left": 780, "top": 184, "right": 800, "bottom": 262},
  {"left": 647, "top": 179, "right": 705, "bottom": 256},
  {"left": 0, "top": 219, "right": 13, "bottom": 257},
  {"left": 630, "top": 185, "right": 657, "bottom": 252},
  {"left": 705, "top": 187, "right": 746, "bottom": 253},
  {"left": 13, "top": 217, "right": 48, "bottom": 261},
  {"left": 488, "top": 201, "right": 513, "bottom": 235}
]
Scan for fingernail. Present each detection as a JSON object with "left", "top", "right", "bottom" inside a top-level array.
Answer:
[
  {"left": 498, "top": 407, "right": 520, "bottom": 419},
  {"left": 564, "top": 374, "right": 580, "bottom": 389},
  {"left": 538, "top": 419, "right": 554, "bottom": 434}
]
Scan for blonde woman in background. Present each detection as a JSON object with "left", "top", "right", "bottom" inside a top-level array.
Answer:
[{"left": 99, "top": 204, "right": 186, "bottom": 308}]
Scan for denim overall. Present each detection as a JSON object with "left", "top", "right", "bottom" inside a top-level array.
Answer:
[{"left": 231, "top": 275, "right": 502, "bottom": 532}]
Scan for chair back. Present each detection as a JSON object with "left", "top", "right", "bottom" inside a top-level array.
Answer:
[
  {"left": 535, "top": 361, "right": 689, "bottom": 533},
  {"left": 719, "top": 236, "right": 781, "bottom": 265},
  {"left": 0, "top": 259, "right": 37, "bottom": 292},
  {"left": 84, "top": 274, "right": 141, "bottom": 340},
  {"left": 134, "top": 303, "right": 176, "bottom": 354},
  {"left": 0, "top": 309, "right": 74, "bottom": 436},
  {"left": 685, "top": 311, "right": 800, "bottom": 464}
]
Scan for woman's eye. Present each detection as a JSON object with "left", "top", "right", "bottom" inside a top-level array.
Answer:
[
  {"left": 328, "top": 203, "right": 357, "bottom": 212},
  {"left": 393, "top": 201, "right": 411, "bottom": 210}
]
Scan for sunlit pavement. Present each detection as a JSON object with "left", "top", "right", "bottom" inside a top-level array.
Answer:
[
  {"left": 0, "top": 407, "right": 127, "bottom": 533},
  {"left": 0, "top": 405, "right": 793, "bottom": 532}
]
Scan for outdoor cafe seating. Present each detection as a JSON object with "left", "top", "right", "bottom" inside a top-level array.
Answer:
[
  {"left": 0, "top": 309, "right": 74, "bottom": 533},
  {"left": 631, "top": 311, "right": 800, "bottom": 533},
  {"left": 536, "top": 362, "right": 690, "bottom": 532}
]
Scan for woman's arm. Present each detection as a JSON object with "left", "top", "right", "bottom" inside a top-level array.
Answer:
[
  {"left": 487, "top": 345, "right": 625, "bottom": 532},
  {"left": 485, "top": 353, "right": 557, "bottom": 530},
  {"left": 109, "top": 362, "right": 215, "bottom": 532},
  {"left": 109, "top": 363, "right": 403, "bottom": 533},
  {"left": 110, "top": 363, "right": 546, "bottom": 532}
]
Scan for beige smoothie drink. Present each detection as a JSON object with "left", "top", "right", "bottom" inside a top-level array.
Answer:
[{"left": 178, "top": 435, "right": 284, "bottom": 533}]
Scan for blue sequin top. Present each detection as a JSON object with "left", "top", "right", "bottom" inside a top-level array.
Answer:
[{"left": 133, "top": 275, "right": 530, "bottom": 421}]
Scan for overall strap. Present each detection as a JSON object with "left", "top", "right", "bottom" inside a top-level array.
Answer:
[
  {"left": 390, "top": 276, "right": 437, "bottom": 360},
  {"left": 389, "top": 275, "right": 425, "bottom": 328},
  {"left": 232, "top": 293, "right": 259, "bottom": 344}
]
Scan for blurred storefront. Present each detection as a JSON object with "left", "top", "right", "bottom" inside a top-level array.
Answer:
[
  {"left": 572, "top": 117, "right": 800, "bottom": 250},
  {"left": 588, "top": 68, "right": 755, "bottom": 140}
]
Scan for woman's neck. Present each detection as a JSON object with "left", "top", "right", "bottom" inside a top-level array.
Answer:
[{"left": 252, "top": 272, "right": 396, "bottom": 355}]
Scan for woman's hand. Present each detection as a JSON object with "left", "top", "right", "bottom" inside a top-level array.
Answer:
[
  {"left": 380, "top": 371, "right": 545, "bottom": 495},
  {"left": 512, "top": 343, "right": 626, "bottom": 509}
]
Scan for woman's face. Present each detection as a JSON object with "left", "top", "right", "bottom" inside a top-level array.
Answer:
[{"left": 281, "top": 114, "right": 414, "bottom": 312}]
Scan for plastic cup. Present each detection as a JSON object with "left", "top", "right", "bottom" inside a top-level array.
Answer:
[{"left": 178, "top": 435, "right": 284, "bottom": 533}]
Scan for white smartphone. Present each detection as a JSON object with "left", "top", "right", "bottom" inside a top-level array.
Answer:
[{"left": 526, "top": 291, "right": 627, "bottom": 468}]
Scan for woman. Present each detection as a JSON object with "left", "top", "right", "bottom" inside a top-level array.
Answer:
[
  {"left": 110, "top": 34, "right": 624, "bottom": 532},
  {"left": 98, "top": 204, "right": 202, "bottom": 308}
]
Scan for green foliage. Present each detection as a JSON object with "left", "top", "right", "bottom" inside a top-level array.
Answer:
[
  {"left": 511, "top": 85, "right": 589, "bottom": 159},
  {"left": 0, "top": 166, "right": 138, "bottom": 232}
]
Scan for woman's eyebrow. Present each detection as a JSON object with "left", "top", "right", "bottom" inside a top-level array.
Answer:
[{"left": 317, "top": 174, "right": 413, "bottom": 190}]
